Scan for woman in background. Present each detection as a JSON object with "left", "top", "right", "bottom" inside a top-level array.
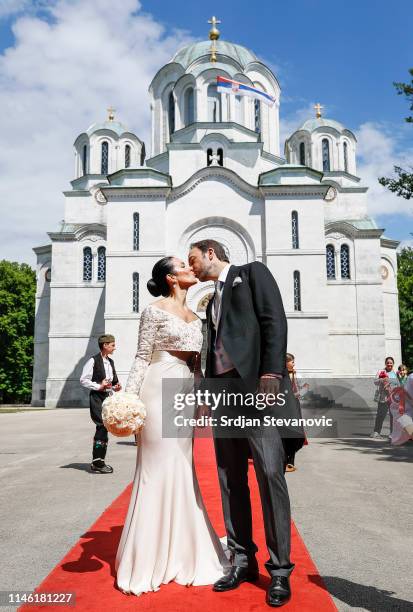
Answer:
[{"left": 371, "top": 357, "right": 398, "bottom": 440}]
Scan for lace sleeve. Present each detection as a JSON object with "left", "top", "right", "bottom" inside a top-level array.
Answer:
[{"left": 125, "top": 307, "right": 157, "bottom": 397}]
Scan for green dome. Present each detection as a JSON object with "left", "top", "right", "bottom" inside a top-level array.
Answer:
[
  {"left": 298, "top": 117, "right": 346, "bottom": 133},
  {"left": 171, "top": 40, "right": 257, "bottom": 68},
  {"left": 86, "top": 120, "right": 129, "bottom": 137}
]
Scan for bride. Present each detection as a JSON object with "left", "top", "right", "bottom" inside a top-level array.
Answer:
[{"left": 115, "top": 256, "right": 228, "bottom": 596}]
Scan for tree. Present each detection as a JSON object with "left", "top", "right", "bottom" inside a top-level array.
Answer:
[
  {"left": 0, "top": 261, "right": 36, "bottom": 403},
  {"left": 397, "top": 247, "right": 413, "bottom": 369},
  {"left": 379, "top": 68, "right": 413, "bottom": 199}
]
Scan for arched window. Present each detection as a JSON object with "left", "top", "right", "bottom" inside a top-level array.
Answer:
[
  {"left": 140, "top": 142, "right": 146, "bottom": 166},
  {"left": 133, "top": 212, "right": 139, "bottom": 251},
  {"left": 291, "top": 211, "right": 299, "bottom": 249},
  {"left": 326, "top": 244, "right": 336, "bottom": 279},
  {"left": 132, "top": 272, "right": 139, "bottom": 312},
  {"left": 101, "top": 141, "right": 109, "bottom": 174},
  {"left": 299, "top": 142, "right": 305, "bottom": 166},
  {"left": 217, "top": 148, "right": 224, "bottom": 167},
  {"left": 97, "top": 246, "right": 106, "bottom": 282},
  {"left": 184, "top": 87, "right": 195, "bottom": 126},
  {"left": 207, "top": 83, "right": 221, "bottom": 122},
  {"left": 125, "top": 144, "right": 131, "bottom": 168},
  {"left": 235, "top": 95, "right": 243, "bottom": 124},
  {"left": 340, "top": 244, "right": 350, "bottom": 279},
  {"left": 322, "top": 138, "right": 330, "bottom": 172},
  {"left": 207, "top": 148, "right": 213, "bottom": 166},
  {"left": 82, "top": 144, "right": 88, "bottom": 175},
  {"left": 168, "top": 91, "right": 175, "bottom": 136},
  {"left": 293, "top": 271, "right": 301, "bottom": 311},
  {"left": 83, "top": 247, "right": 92, "bottom": 282},
  {"left": 343, "top": 141, "right": 349, "bottom": 173},
  {"left": 254, "top": 99, "right": 261, "bottom": 134}
]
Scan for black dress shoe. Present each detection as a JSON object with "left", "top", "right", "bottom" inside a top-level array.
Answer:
[
  {"left": 213, "top": 566, "right": 259, "bottom": 592},
  {"left": 266, "top": 576, "right": 291, "bottom": 607},
  {"left": 90, "top": 463, "right": 113, "bottom": 474}
]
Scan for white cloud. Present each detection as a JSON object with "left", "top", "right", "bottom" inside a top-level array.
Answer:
[
  {"left": 0, "top": 0, "right": 30, "bottom": 18},
  {"left": 356, "top": 122, "right": 413, "bottom": 217},
  {"left": 0, "top": 0, "right": 192, "bottom": 263},
  {"left": 279, "top": 103, "right": 314, "bottom": 147}
]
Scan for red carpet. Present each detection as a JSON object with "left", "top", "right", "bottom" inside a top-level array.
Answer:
[{"left": 20, "top": 439, "right": 337, "bottom": 611}]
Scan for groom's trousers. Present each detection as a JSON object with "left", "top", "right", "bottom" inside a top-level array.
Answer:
[{"left": 212, "top": 370, "right": 295, "bottom": 577}]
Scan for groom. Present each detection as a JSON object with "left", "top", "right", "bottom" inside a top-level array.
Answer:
[{"left": 188, "top": 239, "right": 295, "bottom": 608}]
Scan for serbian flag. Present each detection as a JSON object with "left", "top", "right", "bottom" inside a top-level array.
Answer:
[{"left": 216, "top": 76, "right": 276, "bottom": 106}]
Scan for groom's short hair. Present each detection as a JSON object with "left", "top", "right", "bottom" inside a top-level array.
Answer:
[{"left": 190, "top": 239, "right": 230, "bottom": 263}]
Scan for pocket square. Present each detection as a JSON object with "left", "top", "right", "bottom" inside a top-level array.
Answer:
[{"left": 232, "top": 276, "right": 243, "bottom": 287}]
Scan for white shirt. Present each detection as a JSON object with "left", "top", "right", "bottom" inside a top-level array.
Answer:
[
  {"left": 80, "top": 355, "right": 113, "bottom": 391},
  {"left": 212, "top": 264, "right": 235, "bottom": 374},
  {"left": 211, "top": 263, "right": 231, "bottom": 329}
]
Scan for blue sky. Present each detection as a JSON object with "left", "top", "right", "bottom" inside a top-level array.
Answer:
[{"left": 0, "top": 0, "right": 412, "bottom": 263}]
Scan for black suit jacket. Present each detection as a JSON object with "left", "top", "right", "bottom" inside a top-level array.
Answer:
[
  {"left": 205, "top": 262, "right": 287, "bottom": 385},
  {"left": 205, "top": 262, "right": 305, "bottom": 451}
]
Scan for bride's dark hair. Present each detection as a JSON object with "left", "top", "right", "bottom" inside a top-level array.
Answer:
[{"left": 147, "top": 256, "right": 175, "bottom": 297}]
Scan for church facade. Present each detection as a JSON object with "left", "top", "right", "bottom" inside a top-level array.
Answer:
[{"left": 32, "top": 30, "right": 401, "bottom": 407}]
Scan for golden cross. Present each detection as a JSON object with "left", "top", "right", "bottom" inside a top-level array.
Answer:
[
  {"left": 208, "top": 16, "right": 221, "bottom": 39},
  {"left": 314, "top": 103, "right": 323, "bottom": 118},
  {"left": 107, "top": 106, "right": 116, "bottom": 121},
  {"left": 208, "top": 16, "right": 221, "bottom": 63}
]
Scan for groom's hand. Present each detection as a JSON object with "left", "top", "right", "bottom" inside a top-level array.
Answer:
[
  {"left": 257, "top": 375, "right": 281, "bottom": 397},
  {"left": 196, "top": 404, "right": 211, "bottom": 426}
]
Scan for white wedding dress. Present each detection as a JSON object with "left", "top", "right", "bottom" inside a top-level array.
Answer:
[{"left": 115, "top": 304, "right": 228, "bottom": 596}]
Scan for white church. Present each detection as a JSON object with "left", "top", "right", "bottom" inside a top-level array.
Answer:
[{"left": 32, "top": 20, "right": 401, "bottom": 407}]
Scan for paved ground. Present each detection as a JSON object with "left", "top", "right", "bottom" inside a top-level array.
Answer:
[{"left": 0, "top": 408, "right": 412, "bottom": 611}]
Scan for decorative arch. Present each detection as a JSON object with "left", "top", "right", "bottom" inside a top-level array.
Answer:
[
  {"left": 168, "top": 165, "right": 260, "bottom": 203},
  {"left": 181, "top": 215, "right": 256, "bottom": 263}
]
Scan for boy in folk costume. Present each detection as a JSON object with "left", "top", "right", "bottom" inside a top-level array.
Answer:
[{"left": 80, "top": 334, "right": 121, "bottom": 473}]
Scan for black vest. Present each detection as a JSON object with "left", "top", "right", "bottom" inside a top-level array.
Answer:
[{"left": 91, "top": 352, "right": 118, "bottom": 390}]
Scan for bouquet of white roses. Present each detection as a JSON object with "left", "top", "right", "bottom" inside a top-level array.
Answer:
[{"left": 102, "top": 391, "right": 146, "bottom": 437}]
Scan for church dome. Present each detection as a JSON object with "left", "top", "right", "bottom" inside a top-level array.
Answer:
[
  {"left": 297, "top": 117, "right": 346, "bottom": 133},
  {"left": 73, "top": 111, "right": 144, "bottom": 180},
  {"left": 285, "top": 109, "right": 357, "bottom": 175},
  {"left": 171, "top": 40, "right": 257, "bottom": 69},
  {"left": 86, "top": 119, "right": 130, "bottom": 137}
]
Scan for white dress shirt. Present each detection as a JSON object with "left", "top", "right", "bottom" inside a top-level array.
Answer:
[
  {"left": 212, "top": 264, "right": 235, "bottom": 374},
  {"left": 80, "top": 355, "right": 113, "bottom": 391}
]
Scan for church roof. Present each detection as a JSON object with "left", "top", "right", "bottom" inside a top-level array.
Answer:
[
  {"left": 171, "top": 40, "right": 257, "bottom": 68},
  {"left": 86, "top": 120, "right": 130, "bottom": 137},
  {"left": 346, "top": 218, "right": 378, "bottom": 230},
  {"left": 298, "top": 117, "right": 346, "bottom": 133}
]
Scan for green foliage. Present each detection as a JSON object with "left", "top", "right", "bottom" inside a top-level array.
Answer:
[
  {"left": 394, "top": 67, "right": 413, "bottom": 124},
  {"left": 0, "top": 261, "right": 36, "bottom": 403},
  {"left": 379, "top": 68, "right": 413, "bottom": 200},
  {"left": 378, "top": 166, "right": 413, "bottom": 200},
  {"left": 397, "top": 247, "right": 413, "bottom": 369}
]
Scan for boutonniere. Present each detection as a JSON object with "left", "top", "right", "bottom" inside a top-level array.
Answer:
[{"left": 232, "top": 276, "right": 243, "bottom": 287}]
